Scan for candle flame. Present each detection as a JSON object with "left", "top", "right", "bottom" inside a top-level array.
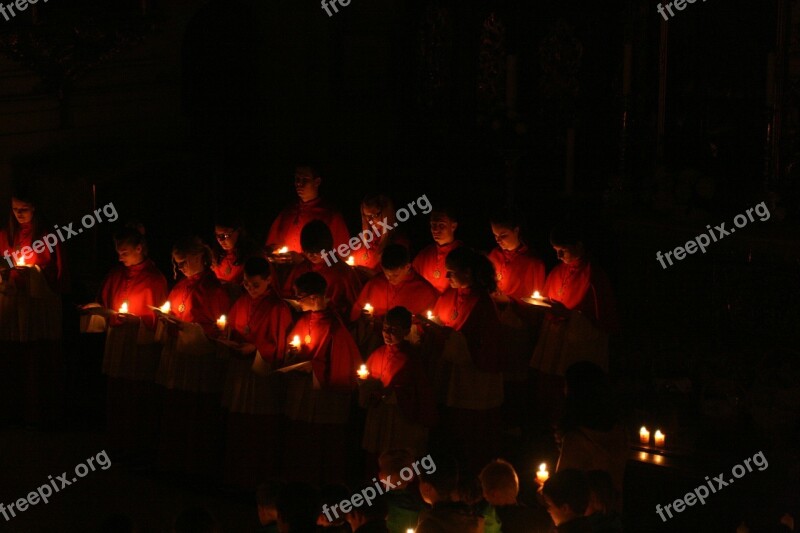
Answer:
[
  {"left": 358, "top": 364, "right": 369, "bottom": 379},
  {"left": 290, "top": 335, "right": 302, "bottom": 348},
  {"left": 216, "top": 315, "right": 227, "bottom": 330},
  {"left": 16, "top": 256, "right": 26, "bottom": 267},
  {"left": 426, "top": 310, "right": 433, "bottom": 320},
  {"left": 539, "top": 463, "right": 547, "bottom": 472},
  {"left": 532, "top": 290, "right": 542, "bottom": 299},
  {"left": 346, "top": 256, "right": 355, "bottom": 266},
  {"left": 119, "top": 301, "right": 129, "bottom": 314},
  {"left": 160, "top": 301, "right": 171, "bottom": 313},
  {"left": 364, "top": 303, "right": 373, "bottom": 313},
  {"left": 277, "top": 246, "right": 289, "bottom": 254}
]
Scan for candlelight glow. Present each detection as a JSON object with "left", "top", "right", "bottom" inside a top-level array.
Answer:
[
  {"left": 277, "top": 246, "right": 289, "bottom": 254},
  {"left": 363, "top": 303, "right": 373, "bottom": 314},
  {"left": 426, "top": 310, "right": 433, "bottom": 320},
  {"left": 216, "top": 315, "right": 227, "bottom": 330},
  {"left": 639, "top": 426, "right": 650, "bottom": 445},
  {"left": 118, "top": 301, "right": 129, "bottom": 314},
  {"left": 16, "top": 255, "right": 26, "bottom": 267},
  {"left": 536, "top": 463, "right": 549, "bottom": 484},
  {"left": 346, "top": 256, "right": 355, "bottom": 266},
  {"left": 290, "top": 335, "right": 302, "bottom": 349},
  {"left": 160, "top": 301, "right": 171, "bottom": 313},
  {"left": 357, "top": 364, "right": 369, "bottom": 380},
  {"left": 532, "top": 290, "right": 542, "bottom": 299},
  {"left": 654, "top": 430, "right": 665, "bottom": 448}
]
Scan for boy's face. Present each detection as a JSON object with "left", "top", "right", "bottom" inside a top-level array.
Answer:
[
  {"left": 243, "top": 273, "right": 270, "bottom": 298},
  {"left": 383, "top": 264, "right": 411, "bottom": 285},
  {"left": 295, "top": 167, "right": 321, "bottom": 202},
  {"left": 382, "top": 323, "right": 409, "bottom": 345},
  {"left": 430, "top": 214, "right": 457, "bottom": 245}
]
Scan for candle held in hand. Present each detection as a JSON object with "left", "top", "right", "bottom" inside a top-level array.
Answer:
[
  {"left": 639, "top": 426, "right": 650, "bottom": 445},
  {"left": 532, "top": 290, "right": 542, "bottom": 299},
  {"left": 16, "top": 255, "right": 26, "bottom": 267},
  {"left": 346, "top": 256, "right": 355, "bottom": 266},
  {"left": 216, "top": 315, "right": 227, "bottom": 331},
  {"left": 119, "top": 301, "right": 129, "bottom": 314},
  {"left": 160, "top": 301, "right": 171, "bottom": 313},
  {"left": 357, "top": 364, "right": 369, "bottom": 380},
  {"left": 290, "top": 335, "right": 302, "bottom": 349},
  {"left": 277, "top": 246, "right": 289, "bottom": 254},
  {"left": 363, "top": 303, "right": 373, "bottom": 315},
  {"left": 536, "top": 463, "right": 549, "bottom": 484},
  {"left": 426, "top": 310, "right": 434, "bottom": 320}
]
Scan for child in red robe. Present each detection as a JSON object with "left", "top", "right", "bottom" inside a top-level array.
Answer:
[
  {"left": 0, "top": 191, "right": 66, "bottom": 426},
  {"left": 486, "top": 209, "right": 546, "bottom": 434},
  {"left": 427, "top": 246, "right": 505, "bottom": 473},
  {"left": 350, "top": 244, "right": 439, "bottom": 356},
  {"left": 282, "top": 271, "right": 362, "bottom": 486},
  {"left": 351, "top": 194, "right": 411, "bottom": 275},
  {"left": 411, "top": 206, "right": 462, "bottom": 294},
  {"left": 530, "top": 224, "right": 618, "bottom": 430},
  {"left": 155, "top": 237, "right": 230, "bottom": 479},
  {"left": 211, "top": 212, "right": 261, "bottom": 301},
  {"left": 265, "top": 164, "right": 350, "bottom": 255},
  {"left": 282, "top": 220, "right": 363, "bottom": 320},
  {"left": 96, "top": 226, "right": 167, "bottom": 461},
  {"left": 218, "top": 256, "right": 294, "bottom": 489},
  {"left": 360, "top": 306, "right": 437, "bottom": 458}
]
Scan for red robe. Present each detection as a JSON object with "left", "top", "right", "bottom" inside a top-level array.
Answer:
[
  {"left": 165, "top": 270, "right": 230, "bottom": 336},
  {"left": 282, "top": 260, "right": 363, "bottom": 319},
  {"left": 541, "top": 258, "right": 618, "bottom": 333},
  {"left": 99, "top": 259, "right": 168, "bottom": 330},
  {"left": 411, "top": 240, "right": 463, "bottom": 293},
  {"left": 228, "top": 290, "right": 294, "bottom": 363},
  {"left": 0, "top": 224, "right": 65, "bottom": 291},
  {"left": 432, "top": 287, "right": 505, "bottom": 372},
  {"left": 350, "top": 270, "right": 439, "bottom": 322},
  {"left": 266, "top": 197, "right": 350, "bottom": 253},
  {"left": 351, "top": 230, "right": 411, "bottom": 272},
  {"left": 211, "top": 253, "right": 245, "bottom": 285},
  {"left": 487, "top": 243, "right": 545, "bottom": 299},
  {"left": 286, "top": 307, "right": 362, "bottom": 390}
]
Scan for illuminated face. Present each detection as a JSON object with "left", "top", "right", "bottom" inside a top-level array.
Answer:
[
  {"left": 430, "top": 214, "right": 457, "bottom": 246},
  {"left": 214, "top": 226, "right": 239, "bottom": 252},
  {"left": 446, "top": 265, "right": 470, "bottom": 289},
  {"left": 491, "top": 223, "right": 520, "bottom": 251},
  {"left": 294, "top": 167, "right": 321, "bottom": 202},
  {"left": 11, "top": 198, "right": 34, "bottom": 224},
  {"left": 243, "top": 273, "right": 270, "bottom": 298},
  {"left": 362, "top": 204, "right": 383, "bottom": 226},
  {"left": 116, "top": 243, "right": 144, "bottom": 267},
  {"left": 173, "top": 252, "right": 203, "bottom": 277},
  {"left": 293, "top": 287, "right": 320, "bottom": 312},
  {"left": 552, "top": 243, "right": 583, "bottom": 265},
  {"left": 383, "top": 265, "right": 411, "bottom": 286},
  {"left": 382, "top": 323, "right": 408, "bottom": 345}
]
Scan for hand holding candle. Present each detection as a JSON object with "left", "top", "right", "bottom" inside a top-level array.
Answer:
[
  {"left": 118, "top": 301, "right": 129, "bottom": 314},
  {"left": 357, "top": 364, "right": 369, "bottom": 380},
  {"left": 277, "top": 246, "right": 289, "bottom": 254},
  {"left": 290, "top": 335, "right": 302, "bottom": 350},
  {"left": 363, "top": 303, "right": 373, "bottom": 316},
  {"left": 532, "top": 290, "right": 542, "bottom": 300},
  {"left": 160, "top": 301, "right": 171, "bottom": 314},
  {"left": 346, "top": 256, "right": 355, "bottom": 266},
  {"left": 536, "top": 463, "right": 549, "bottom": 484},
  {"left": 16, "top": 255, "right": 26, "bottom": 267},
  {"left": 639, "top": 426, "right": 650, "bottom": 445}
]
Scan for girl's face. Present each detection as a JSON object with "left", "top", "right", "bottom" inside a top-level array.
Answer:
[
  {"left": 116, "top": 243, "right": 144, "bottom": 267},
  {"left": 491, "top": 223, "right": 520, "bottom": 251},
  {"left": 446, "top": 264, "right": 471, "bottom": 289},
  {"left": 173, "top": 252, "right": 204, "bottom": 277},
  {"left": 243, "top": 273, "right": 271, "bottom": 298},
  {"left": 552, "top": 243, "right": 584, "bottom": 265},
  {"left": 11, "top": 198, "right": 34, "bottom": 224},
  {"left": 214, "top": 226, "right": 239, "bottom": 251}
]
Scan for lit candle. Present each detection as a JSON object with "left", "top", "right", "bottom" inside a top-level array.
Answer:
[
  {"left": 346, "top": 256, "right": 355, "bottom": 266},
  {"left": 277, "top": 246, "right": 289, "bottom": 254},
  {"left": 654, "top": 430, "right": 665, "bottom": 448},
  {"left": 426, "top": 310, "right": 434, "bottom": 320},
  {"left": 16, "top": 255, "right": 26, "bottom": 267},
  {"left": 406, "top": 529, "right": 415, "bottom": 533},
  {"left": 160, "top": 301, "right": 171, "bottom": 313},
  {"left": 363, "top": 303, "right": 373, "bottom": 315},
  {"left": 639, "top": 426, "right": 650, "bottom": 445},
  {"left": 532, "top": 290, "right": 542, "bottom": 300},
  {"left": 290, "top": 335, "right": 302, "bottom": 349},
  {"left": 536, "top": 463, "right": 549, "bottom": 484},
  {"left": 357, "top": 364, "right": 369, "bottom": 380},
  {"left": 216, "top": 315, "right": 227, "bottom": 331},
  {"left": 118, "top": 301, "right": 129, "bottom": 314}
]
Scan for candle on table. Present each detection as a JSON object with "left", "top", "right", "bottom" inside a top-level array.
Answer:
[
  {"left": 346, "top": 256, "right": 355, "bottom": 266},
  {"left": 536, "top": 463, "right": 549, "bottom": 484},
  {"left": 216, "top": 314, "right": 227, "bottom": 331},
  {"left": 639, "top": 426, "right": 650, "bottom": 445},
  {"left": 118, "top": 301, "right": 129, "bottom": 314},
  {"left": 357, "top": 364, "right": 369, "bottom": 380},
  {"left": 654, "top": 430, "right": 665, "bottom": 448},
  {"left": 160, "top": 301, "right": 171, "bottom": 313}
]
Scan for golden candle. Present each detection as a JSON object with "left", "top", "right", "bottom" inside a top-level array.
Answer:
[
  {"left": 654, "top": 430, "right": 665, "bottom": 448},
  {"left": 160, "top": 301, "right": 171, "bottom": 313},
  {"left": 536, "top": 463, "right": 549, "bottom": 484},
  {"left": 357, "top": 364, "right": 369, "bottom": 380},
  {"left": 639, "top": 426, "right": 650, "bottom": 445},
  {"left": 290, "top": 335, "right": 302, "bottom": 349},
  {"left": 118, "top": 301, "right": 129, "bottom": 314},
  {"left": 363, "top": 303, "right": 373, "bottom": 315},
  {"left": 346, "top": 256, "right": 355, "bottom": 266},
  {"left": 216, "top": 315, "right": 227, "bottom": 331}
]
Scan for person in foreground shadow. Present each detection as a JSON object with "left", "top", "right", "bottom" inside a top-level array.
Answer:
[
  {"left": 541, "top": 469, "right": 594, "bottom": 533},
  {"left": 346, "top": 491, "right": 390, "bottom": 533},
  {"left": 416, "top": 454, "right": 483, "bottom": 533}
]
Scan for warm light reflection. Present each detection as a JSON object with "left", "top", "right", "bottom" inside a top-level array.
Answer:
[
  {"left": 357, "top": 364, "right": 369, "bottom": 380},
  {"left": 216, "top": 315, "right": 227, "bottom": 330},
  {"left": 277, "top": 246, "right": 289, "bottom": 254},
  {"left": 118, "top": 301, "right": 129, "bottom": 314},
  {"left": 346, "top": 256, "right": 355, "bottom": 266},
  {"left": 160, "top": 301, "right": 171, "bottom": 313},
  {"left": 290, "top": 335, "right": 302, "bottom": 349},
  {"left": 536, "top": 463, "right": 549, "bottom": 484}
]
